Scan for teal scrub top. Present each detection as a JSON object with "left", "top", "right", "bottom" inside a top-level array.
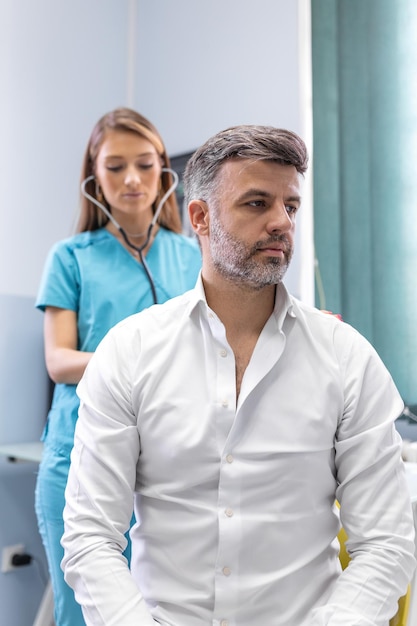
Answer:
[{"left": 36, "top": 227, "right": 202, "bottom": 454}]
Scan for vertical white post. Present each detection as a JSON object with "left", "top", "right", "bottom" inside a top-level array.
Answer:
[{"left": 297, "top": 0, "right": 315, "bottom": 306}]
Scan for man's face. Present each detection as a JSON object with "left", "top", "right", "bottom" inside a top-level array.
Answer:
[{"left": 207, "top": 159, "right": 302, "bottom": 289}]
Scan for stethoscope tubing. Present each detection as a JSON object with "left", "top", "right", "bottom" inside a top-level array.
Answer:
[{"left": 80, "top": 168, "right": 179, "bottom": 305}]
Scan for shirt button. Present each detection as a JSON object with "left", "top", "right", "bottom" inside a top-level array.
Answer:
[
  {"left": 221, "top": 621, "right": 229, "bottom": 626},
  {"left": 225, "top": 454, "right": 234, "bottom": 463},
  {"left": 222, "top": 566, "right": 231, "bottom": 576},
  {"left": 225, "top": 508, "right": 233, "bottom": 517},
  {"left": 222, "top": 399, "right": 228, "bottom": 408},
  {"left": 220, "top": 348, "right": 227, "bottom": 357}
]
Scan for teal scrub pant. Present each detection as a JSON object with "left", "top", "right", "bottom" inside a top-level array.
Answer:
[{"left": 35, "top": 445, "right": 132, "bottom": 626}]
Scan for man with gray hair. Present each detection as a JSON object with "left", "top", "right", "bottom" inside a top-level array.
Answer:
[{"left": 61, "top": 125, "right": 415, "bottom": 625}]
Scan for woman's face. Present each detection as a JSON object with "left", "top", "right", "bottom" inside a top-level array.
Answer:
[{"left": 95, "top": 129, "right": 162, "bottom": 219}]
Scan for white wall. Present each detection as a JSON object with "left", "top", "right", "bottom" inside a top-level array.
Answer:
[
  {"left": 0, "top": 0, "right": 131, "bottom": 299},
  {"left": 135, "top": 0, "right": 304, "bottom": 154},
  {"left": 133, "top": 0, "right": 314, "bottom": 302},
  {"left": 0, "top": 1, "right": 312, "bottom": 623}
]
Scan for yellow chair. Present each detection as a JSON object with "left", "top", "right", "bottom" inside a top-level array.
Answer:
[{"left": 337, "top": 525, "right": 410, "bottom": 626}]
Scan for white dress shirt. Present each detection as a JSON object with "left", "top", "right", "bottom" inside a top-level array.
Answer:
[{"left": 62, "top": 276, "right": 416, "bottom": 626}]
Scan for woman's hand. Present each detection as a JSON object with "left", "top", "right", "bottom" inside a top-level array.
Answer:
[{"left": 321, "top": 310, "right": 343, "bottom": 321}]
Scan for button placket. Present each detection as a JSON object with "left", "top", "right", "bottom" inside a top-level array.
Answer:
[{"left": 208, "top": 311, "right": 239, "bottom": 624}]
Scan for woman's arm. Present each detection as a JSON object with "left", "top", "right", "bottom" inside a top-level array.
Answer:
[{"left": 44, "top": 306, "right": 93, "bottom": 385}]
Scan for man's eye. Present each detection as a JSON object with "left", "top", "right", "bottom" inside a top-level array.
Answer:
[
  {"left": 247, "top": 200, "right": 266, "bottom": 207},
  {"left": 286, "top": 205, "right": 298, "bottom": 215}
]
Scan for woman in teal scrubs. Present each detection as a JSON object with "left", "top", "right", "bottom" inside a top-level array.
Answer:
[{"left": 35, "top": 107, "right": 201, "bottom": 626}]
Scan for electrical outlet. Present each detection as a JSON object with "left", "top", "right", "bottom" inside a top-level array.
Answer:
[{"left": 1, "top": 544, "right": 25, "bottom": 573}]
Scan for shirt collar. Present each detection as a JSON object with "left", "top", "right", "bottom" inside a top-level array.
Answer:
[
  {"left": 274, "top": 282, "right": 296, "bottom": 329},
  {"left": 185, "top": 271, "right": 206, "bottom": 314},
  {"left": 187, "top": 272, "right": 296, "bottom": 329}
]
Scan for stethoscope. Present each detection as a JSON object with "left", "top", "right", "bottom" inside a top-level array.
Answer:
[{"left": 81, "top": 168, "right": 179, "bottom": 305}]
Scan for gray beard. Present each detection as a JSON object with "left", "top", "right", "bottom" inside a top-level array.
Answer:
[{"left": 209, "top": 214, "right": 292, "bottom": 290}]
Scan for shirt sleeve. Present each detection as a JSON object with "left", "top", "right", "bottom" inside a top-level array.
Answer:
[
  {"left": 36, "top": 240, "right": 80, "bottom": 312},
  {"left": 308, "top": 326, "right": 416, "bottom": 625},
  {"left": 61, "top": 324, "right": 156, "bottom": 626}
]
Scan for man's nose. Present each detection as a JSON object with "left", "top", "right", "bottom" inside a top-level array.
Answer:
[{"left": 267, "top": 204, "right": 293, "bottom": 233}]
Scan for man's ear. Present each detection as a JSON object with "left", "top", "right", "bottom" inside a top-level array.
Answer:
[{"left": 188, "top": 200, "right": 210, "bottom": 237}]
